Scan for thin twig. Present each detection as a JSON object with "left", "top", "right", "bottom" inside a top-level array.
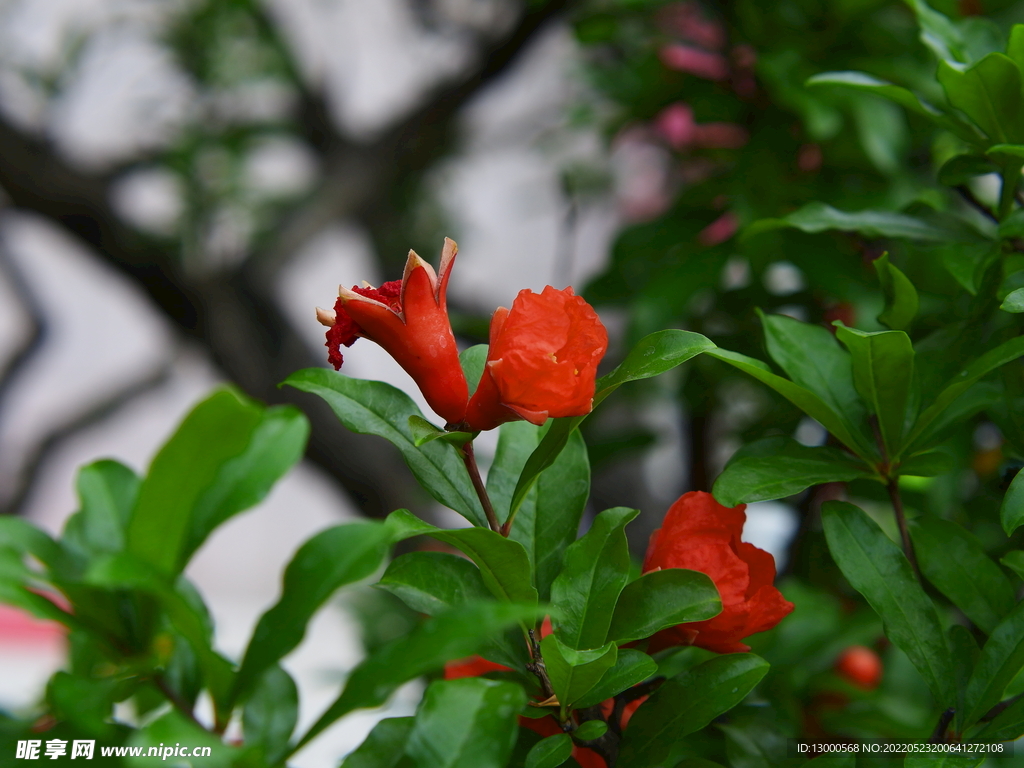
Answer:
[
  {"left": 461, "top": 440, "right": 502, "bottom": 533},
  {"left": 928, "top": 707, "right": 955, "bottom": 744},
  {"left": 887, "top": 477, "right": 920, "bottom": 579},
  {"left": 153, "top": 674, "right": 207, "bottom": 732}
]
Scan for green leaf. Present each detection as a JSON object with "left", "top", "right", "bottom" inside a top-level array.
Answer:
[
  {"left": 461, "top": 344, "right": 489, "bottom": 397},
  {"left": 950, "top": 624, "right": 980, "bottom": 732},
  {"left": 234, "top": 519, "right": 393, "bottom": 703},
  {"left": 572, "top": 649, "right": 658, "bottom": 709},
  {"left": 745, "top": 202, "right": 974, "bottom": 242},
  {"left": 0, "top": 516, "right": 66, "bottom": 571},
  {"left": 835, "top": 325, "right": 914, "bottom": 457},
  {"left": 821, "top": 501, "right": 954, "bottom": 706},
  {"left": 284, "top": 369, "right": 485, "bottom": 526},
  {"left": 617, "top": 654, "right": 770, "bottom": 768},
  {"left": 1000, "top": 288, "right": 1024, "bottom": 313},
  {"left": 607, "top": 568, "right": 721, "bottom": 645},
  {"left": 125, "top": 710, "right": 235, "bottom": 768},
  {"left": 550, "top": 507, "right": 638, "bottom": 650},
  {"left": 937, "top": 154, "right": 1000, "bottom": 186},
  {"left": 509, "top": 330, "right": 714, "bottom": 518},
  {"left": 573, "top": 720, "right": 607, "bottom": 741},
  {"left": 911, "top": 516, "right": 1014, "bottom": 634},
  {"left": 298, "top": 602, "right": 537, "bottom": 750},
  {"left": 806, "top": 72, "right": 943, "bottom": 118},
  {"left": 243, "top": 664, "right": 298, "bottom": 765},
  {"left": 342, "top": 717, "right": 415, "bottom": 768},
  {"left": 938, "top": 54, "right": 1024, "bottom": 144},
  {"left": 963, "top": 600, "right": 1024, "bottom": 726},
  {"left": 713, "top": 436, "right": 875, "bottom": 507},
  {"left": 525, "top": 734, "right": 572, "bottom": 768},
  {"left": 540, "top": 635, "right": 618, "bottom": 710},
  {"left": 874, "top": 254, "right": 919, "bottom": 331},
  {"left": 906, "top": 0, "right": 966, "bottom": 64},
  {"left": 907, "top": 336, "right": 1024, "bottom": 456},
  {"left": 972, "top": 694, "right": 1024, "bottom": 742},
  {"left": 407, "top": 415, "right": 472, "bottom": 447},
  {"left": 405, "top": 678, "right": 525, "bottom": 768},
  {"left": 705, "top": 348, "right": 874, "bottom": 458},
  {"left": 489, "top": 423, "right": 590, "bottom": 601},
  {"left": 897, "top": 447, "right": 956, "bottom": 477},
  {"left": 377, "top": 552, "right": 490, "bottom": 615},
  {"left": 759, "top": 311, "right": 867, "bottom": 437},
  {"left": 62, "top": 460, "right": 139, "bottom": 558},
  {"left": 1001, "top": 550, "right": 1024, "bottom": 579}
]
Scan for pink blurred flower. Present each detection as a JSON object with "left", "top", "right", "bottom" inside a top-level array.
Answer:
[
  {"left": 693, "top": 122, "right": 749, "bottom": 149},
  {"left": 658, "top": 2, "right": 725, "bottom": 50},
  {"left": 660, "top": 44, "right": 729, "bottom": 80},
  {"left": 698, "top": 211, "right": 739, "bottom": 246},
  {"left": 655, "top": 103, "right": 696, "bottom": 149}
]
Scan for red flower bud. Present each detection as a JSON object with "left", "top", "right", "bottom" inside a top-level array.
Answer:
[
  {"left": 835, "top": 645, "right": 882, "bottom": 690},
  {"left": 643, "top": 491, "right": 794, "bottom": 653},
  {"left": 465, "top": 286, "right": 608, "bottom": 432},
  {"left": 318, "top": 239, "right": 469, "bottom": 425}
]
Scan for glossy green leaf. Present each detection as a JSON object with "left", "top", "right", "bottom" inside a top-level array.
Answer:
[
  {"left": 937, "top": 154, "right": 1000, "bottom": 186},
  {"left": 964, "top": 600, "right": 1024, "bottom": 726},
  {"left": 540, "top": 635, "right": 617, "bottom": 710},
  {"left": 1001, "top": 288, "right": 1024, "bottom": 313},
  {"left": 713, "top": 436, "right": 875, "bottom": 507},
  {"left": 405, "top": 678, "right": 525, "bottom": 768},
  {"left": 617, "top": 654, "right": 770, "bottom": 768},
  {"left": 243, "top": 664, "right": 297, "bottom": 765},
  {"left": 234, "top": 520, "right": 394, "bottom": 703},
  {"left": 0, "top": 516, "right": 66, "bottom": 571},
  {"left": 806, "top": 72, "right": 942, "bottom": 118},
  {"left": 938, "top": 54, "right": 1024, "bottom": 144},
  {"left": 874, "top": 254, "right": 919, "bottom": 330},
  {"left": 1000, "top": 550, "right": 1024, "bottom": 579},
  {"left": 572, "top": 649, "right": 658, "bottom": 709},
  {"left": 489, "top": 422, "right": 590, "bottom": 601},
  {"left": 298, "top": 602, "right": 537, "bottom": 750},
  {"left": 125, "top": 710, "right": 234, "bottom": 768},
  {"left": 509, "top": 330, "right": 714, "bottom": 518},
  {"left": 607, "top": 568, "right": 721, "bottom": 645},
  {"left": 525, "top": 734, "right": 572, "bottom": 768},
  {"left": 62, "top": 460, "right": 139, "bottom": 559},
  {"left": 906, "top": 0, "right": 966, "bottom": 64},
  {"left": 408, "top": 415, "right": 472, "bottom": 447},
  {"left": 745, "top": 202, "right": 974, "bottom": 242},
  {"left": 897, "top": 447, "right": 956, "bottom": 477},
  {"left": 284, "top": 369, "right": 485, "bottom": 526},
  {"left": 907, "top": 336, "right": 1024, "bottom": 458},
  {"left": 341, "top": 717, "right": 415, "bottom": 768},
  {"left": 460, "top": 344, "right": 489, "bottom": 397},
  {"left": 574, "top": 720, "right": 607, "bottom": 741},
  {"left": 759, "top": 311, "right": 866, "bottom": 437},
  {"left": 910, "top": 516, "right": 1014, "bottom": 634},
  {"left": 549, "top": 507, "right": 638, "bottom": 649},
  {"left": 972, "top": 694, "right": 1024, "bottom": 742},
  {"left": 950, "top": 624, "right": 980, "bottom": 732},
  {"left": 821, "top": 501, "right": 954, "bottom": 706},
  {"left": 835, "top": 325, "right": 914, "bottom": 456},
  {"left": 377, "top": 551, "right": 490, "bottom": 615},
  {"left": 705, "top": 347, "right": 873, "bottom": 458}
]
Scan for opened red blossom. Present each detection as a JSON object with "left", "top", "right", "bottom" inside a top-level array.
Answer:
[
  {"left": 465, "top": 286, "right": 608, "bottom": 432},
  {"left": 643, "top": 491, "right": 794, "bottom": 653}
]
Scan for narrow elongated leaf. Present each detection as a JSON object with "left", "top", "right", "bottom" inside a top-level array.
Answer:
[
  {"left": 540, "top": 635, "right": 617, "bottom": 709},
  {"left": 897, "top": 447, "right": 956, "bottom": 477},
  {"left": 972, "top": 694, "right": 1024, "bottom": 742},
  {"left": 342, "top": 717, "right": 415, "bottom": 768},
  {"left": 950, "top": 624, "right": 980, "bottom": 732},
  {"left": 806, "top": 72, "right": 942, "bottom": 118},
  {"left": 573, "top": 649, "right": 658, "bottom": 709},
  {"left": 745, "top": 202, "right": 974, "bottom": 242},
  {"left": 62, "top": 460, "right": 139, "bottom": 558},
  {"left": 759, "top": 312, "right": 866, "bottom": 435},
  {"left": 243, "top": 664, "right": 298, "bottom": 765},
  {"left": 906, "top": 0, "right": 966, "bottom": 64},
  {"left": 126, "top": 388, "right": 263, "bottom": 574},
  {"left": 713, "top": 436, "right": 875, "bottom": 507},
  {"left": 284, "top": 369, "right": 485, "bottom": 526},
  {"left": 489, "top": 423, "right": 590, "bottom": 601},
  {"left": 405, "top": 678, "right": 526, "bottom": 768},
  {"left": 874, "top": 254, "right": 919, "bottom": 330},
  {"left": 377, "top": 552, "right": 490, "bottom": 615},
  {"left": 938, "top": 154, "right": 1001, "bottom": 186},
  {"left": 907, "top": 336, "right": 1024, "bottom": 455},
  {"left": 408, "top": 415, "right": 471, "bottom": 447},
  {"left": 525, "top": 734, "right": 572, "bottom": 768},
  {"left": 549, "top": 507, "right": 638, "bottom": 649},
  {"left": 297, "top": 602, "right": 538, "bottom": 750},
  {"left": 910, "top": 516, "right": 1014, "bottom": 634},
  {"left": 1001, "top": 550, "right": 1024, "bottom": 579},
  {"left": 509, "top": 330, "right": 714, "bottom": 519},
  {"left": 617, "top": 654, "right": 770, "bottom": 768},
  {"left": 607, "top": 568, "right": 721, "bottom": 645},
  {"left": 964, "top": 600, "right": 1024, "bottom": 727},
  {"left": 705, "top": 348, "right": 874, "bottom": 458},
  {"left": 835, "top": 325, "right": 914, "bottom": 456},
  {"left": 1001, "top": 288, "right": 1024, "bottom": 313},
  {"left": 0, "top": 516, "right": 65, "bottom": 570},
  {"left": 938, "top": 54, "right": 1024, "bottom": 144},
  {"left": 1002, "top": 469, "right": 1024, "bottom": 535},
  {"left": 821, "top": 501, "right": 954, "bottom": 706}
]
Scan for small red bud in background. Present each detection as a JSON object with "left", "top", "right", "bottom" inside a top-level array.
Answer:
[{"left": 835, "top": 645, "right": 882, "bottom": 690}]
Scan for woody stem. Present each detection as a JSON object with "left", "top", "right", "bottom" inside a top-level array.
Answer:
[{"left": 462, "top": 440, "right": 502, "bottom": 533}]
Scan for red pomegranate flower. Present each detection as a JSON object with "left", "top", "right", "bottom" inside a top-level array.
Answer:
[
  {"left": 464, "top": 286, "right": 608, "bottom": 432},
  {"left": 643, "top": 491, "right": 794, "bottom": 653},
  {"left": 317, "top": 238, "right": 469, "bottom": 425}
]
